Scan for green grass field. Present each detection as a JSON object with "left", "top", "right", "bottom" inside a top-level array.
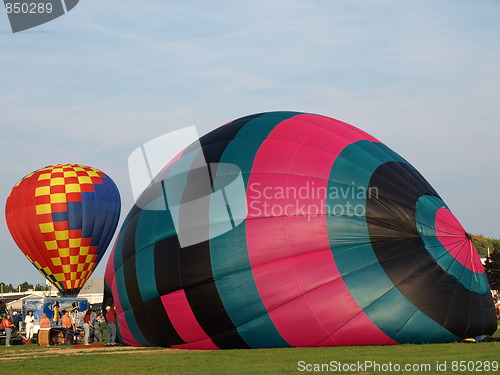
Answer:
[{"left": 1, "top": 327, "right": 498, "bottom": 375}]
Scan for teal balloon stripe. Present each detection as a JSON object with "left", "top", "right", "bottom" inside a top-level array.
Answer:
[
  {"left": 112, "top": 223, "right": 149, "bottom": 346},
  {"left": 415, "top": 195, "right": 490, "bottom": 295},
  {"left": 210, "top": 112, "right": 298, "bottom": 348},
  {"left": 327, "top": 140, "right": 459, "bottom": 343}
]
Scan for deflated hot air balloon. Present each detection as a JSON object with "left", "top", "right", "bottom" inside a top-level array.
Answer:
[
  {"left": 6, "top": 164, "right": 120, "bottom": 297},
  {"left": 105, "top": 111, "right": 496, "bottom": 349}
]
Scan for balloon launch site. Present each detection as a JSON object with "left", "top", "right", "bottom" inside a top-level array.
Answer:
[
  {"left": 2, "top": 112, "right": 498, "bottom": 354},
  {"left": 1, "top": 2, "right": 499, "bottom": 374}
]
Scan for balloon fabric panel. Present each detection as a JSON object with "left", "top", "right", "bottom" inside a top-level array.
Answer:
[
  {"left": 6, "top": 164, "right": 120, "bottom": 297},
  {"left": 104, "top": 112, "right": 495, "bottom": 349}
]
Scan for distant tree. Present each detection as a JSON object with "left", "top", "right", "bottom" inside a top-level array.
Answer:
[
  {"left": 0, "top": 283, "right": 15, "bottom": 293},
  {"left": 471, "top": 235, "right": 500, "bottom": 256},
  {"left": 484, "top": 252, "right": 500, "bottom": 292},
  {"left": 34, "top": 283, "right": 49, "bottom": 291},
  {"left": 17, "top": 282, "right": 34, "bottom": 292}
]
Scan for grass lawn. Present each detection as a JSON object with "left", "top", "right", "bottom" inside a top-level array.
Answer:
[{"left": 0, "top": 326, "right": 498, "bottom": 374}]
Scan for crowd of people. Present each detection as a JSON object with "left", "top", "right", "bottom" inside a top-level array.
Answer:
[
  {"left": 1, "top": 305, "right": 117, "bottom": 347},
  {"left": 494, "top": 295, "right": 500, "bottom": 321}
]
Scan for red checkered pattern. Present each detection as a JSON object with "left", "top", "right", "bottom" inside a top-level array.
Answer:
[{"left": 30, "top": 164, "right": 105, "bottom": 290}]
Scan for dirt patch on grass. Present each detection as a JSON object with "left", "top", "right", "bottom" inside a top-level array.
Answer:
[{"left": 0, "top": 345, "right": 204, "bottom": 362}]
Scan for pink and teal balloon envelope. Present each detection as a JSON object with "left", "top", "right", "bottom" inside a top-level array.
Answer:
[{"left": 104, "top": 111, "right": 496, "bottom": 348}]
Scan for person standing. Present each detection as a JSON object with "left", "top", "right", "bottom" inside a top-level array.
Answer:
[
  {"left": 105, "top": 306, "right": 116, "bottom": 345},
  {"left": 2, "top": 314, "right": 15, "bottom": 346},
  {"left": 70, "top": 309, "right": 78, "bottom": 330},
  {"left": 61, "top": 311, "right": 72, "bottom": 329},
  {"left": 17, "top": 312, "right": 23, "bottom": 332},
  {"left": 11, "top": 312, "right": 21, "bottom": 332},
  {"left": 91, "top": 311, "right": 103, "bottom": 344},
  {"left": 24, "top": 310, "right": 35, "bottom": 343},
  {"left": 495, "top": 297, "right": 500, "bottom": 320},
  {"left": 39, "top": 313, "right": 51, "bottom": 329},
  {"left": 83, "top": 309, "right": 91, "bottom": 345}
]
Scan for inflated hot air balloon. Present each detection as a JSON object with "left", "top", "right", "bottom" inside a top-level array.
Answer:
[
  {"left": 104, "top": 111, "right": 496, "bottom": 349},
  {"left": 6, "top": 164, "right": 120, "bottom": 297}
]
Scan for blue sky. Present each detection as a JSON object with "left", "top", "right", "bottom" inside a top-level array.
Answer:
[{"left": 1, "top": 0, "right": 499, "bottom": 286}]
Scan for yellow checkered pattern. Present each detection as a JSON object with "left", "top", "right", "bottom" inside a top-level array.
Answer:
[{"left": 30, "top": 164, "right": 105, "bottom": 292}]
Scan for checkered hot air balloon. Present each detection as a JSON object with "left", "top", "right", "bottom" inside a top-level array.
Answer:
[
  {"left": 6, "top": 164, "right": 120, "bottom": 297},
  {"left": 104, "top": 112, "right": 496, "bottom": 349}
]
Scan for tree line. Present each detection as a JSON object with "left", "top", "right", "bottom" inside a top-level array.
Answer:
[
  {"left": 471, "top": 234, "right": 500, "bottom": 256},
  {"left": 471, "top": 234, "right": 499, "bottom": 291},
  {"left": 0, "top": 282, "right": 49, "bottom": 293}
]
